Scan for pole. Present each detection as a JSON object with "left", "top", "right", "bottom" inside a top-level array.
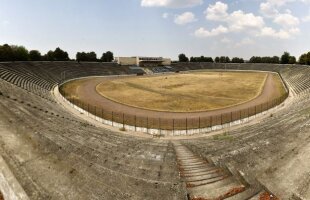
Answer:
[
  {"left": 112, "top": 111, "right": 114, "bottom": 126},
  {"left": 221, "top": 114, "right": 223, "bottom": 125},
  {"left": 159, "top": 118, "right": 161, "bottom": 135},
  {"left": 135, "top": 115, "right": 136, "bottom": 131},
  {"left": 147, "top": 117, "right": 149, "bottom": 134},
  {"left": 123, "top": 113, "right": 125, "bottom": 128},
  {"left": 186, "top": 118, "right": 188, "bottom": 135}
]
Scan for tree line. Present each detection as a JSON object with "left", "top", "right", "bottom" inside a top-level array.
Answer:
[
  {"left": 76, "top": 51, "right": 113, "bottom": 62},
  {"left": 299, "top": 52, "right": 310, "bottom": 65},
  {"left": 249, "top": 52, "right": 296, "bottom": 64},
  {"left": 179, "top": 51, "right": 310, "bottom": 65},
  {"left": 0, "top": 44, "right": 70, "bottom": 61},
  {"left": 1, "top": 43, "right": 309, "bottom": 65},
  {"left": 0, "top": 44, "right": 114, "bottom": 62},
  {"left": 179, "top": 54, "right": 245, "bottom": 64}
]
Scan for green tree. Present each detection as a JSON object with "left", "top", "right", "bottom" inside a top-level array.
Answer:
[
  {"left": 299, "top": 52, "right": 310, "bottom": 65},
  {"left": 281, "top": 52, "right": 290, "bottom": 64},
  {"left": 225, "top": 57, "right": 230, "bottom": 63},
  {"left": 46, "top": 50, "right": 54, "bottom": 61},
  {"left": 101, "top": 51, "right": 114, "bottom": 62},
  {"left": 0, "top": 44, "right": 29, "bottom": 61},
  {"left": 76, "top": 52, "right": 87, "bottom": 62},
  {"left": 288, "top": 56, "right": 296, "bottom": 64},
  {"left": 87, "top": 52, "right": 97, "bottom": 61},
  {"left": 0, "top": 44, "right": 14, "bottom": 61},
  {"left": 76, "top": 52, "right": 97, "bottom": 62},
  {"left": 231, "top": 57, "right": 244, "bottom": 63},
  {"left": 29, "top": 50, "right": 41, "bottom": 61},
  {"left": 190, "top": 56, "right": 213, "bottom": 62},
  {"left": 11, "top": 45, "right": 29, "bottom": 61},
  {"left": 53, "top": 47, "right": 69, "bottom": 61},
  {"left": 219, "top": 56, "right": 227, "bottom": 63},
  {"left": 299, "top": 54, "right": 307, "bottom": 65},
  {"left": 215, "top": 57, "right": 220, "bottom": 63},
  {"left": 249, "top": 56, "right": 260, "bottom": 63},
  {"left": 205, "top": 57, "right": 214, "bottom": 62},
  {"left": 271, "top": 56, "right": 280, "bottom": 64},
  {"left": 178, "top": 53, "right": 189, "bottom": 62},
  {"left": 249, "top": 56, "right": 280, "bottom": 64}
]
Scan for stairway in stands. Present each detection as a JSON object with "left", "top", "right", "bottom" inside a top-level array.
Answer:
[
  {"left": 173, "top": 142, "right": 278, "bottom": 200},
  {"left": 143, "top": 67, "right": 154, "bottom": 75}
]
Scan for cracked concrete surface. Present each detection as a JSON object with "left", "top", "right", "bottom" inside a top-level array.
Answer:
[{"left": 0, "top": 62, "right": 310, "bottom": 199}]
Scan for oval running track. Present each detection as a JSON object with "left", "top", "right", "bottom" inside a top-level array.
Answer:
[{"left": 64, "top": 73, "right": 282, "bottom": 120}]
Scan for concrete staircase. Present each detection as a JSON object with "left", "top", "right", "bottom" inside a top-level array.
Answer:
[{"left": 173, "top": 142, "right": 271, "bottom": 200}]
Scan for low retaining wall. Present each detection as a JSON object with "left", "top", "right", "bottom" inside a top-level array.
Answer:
[{"left": 57, "top": 84, "right": 287, "bottom": 136}]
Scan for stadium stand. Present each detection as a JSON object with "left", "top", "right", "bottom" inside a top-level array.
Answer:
[
  {"left": 0, "top": 61, "right": 310, "bottom": 199},
  {"left": 151, "top": 66, "right": 174, "bottom": 73},
  {"left": 128, "top": 66, "right": 145, "bottom": 75}
]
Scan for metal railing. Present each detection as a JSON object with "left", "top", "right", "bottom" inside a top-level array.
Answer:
[{"left": 60, "top": 87, "right": 288, "bottom": 132}]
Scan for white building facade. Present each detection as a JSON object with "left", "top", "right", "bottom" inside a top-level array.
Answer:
[{"left": 115, "top": 56, "right": 171, "bottom": 66}]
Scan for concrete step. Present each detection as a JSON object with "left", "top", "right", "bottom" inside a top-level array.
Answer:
[
  {"left": 182, "top": 169, "right": 223, "bottom": 178},
  {"left": 180, "top": 161, "right": 208, "bottom": 166},
  {"left": 173, "top": 142, "right": 247, "bottom": 200},
  {"left": 225, "top": 187, "right": 262, "bottom": 200},
  {"left": 177, "top": 158, "right": 202, "bottom": 162},
  {"left": 248, "top": 191, "right": 263, "bottom": 200},
  {"left": 186, "top": 171, "right": 226, "bottom": 182},
  {"left": 181, "top": 164, "right": 213, "bottom": 170},
  {"left": 181, "top": 166, "right": 218, "bottom": 174},
  {"left": 187, "top": 175, "right": 230, "bottom": 187},
  {"left": 189, "top": 177, "right": 245, "bottom": 199}
]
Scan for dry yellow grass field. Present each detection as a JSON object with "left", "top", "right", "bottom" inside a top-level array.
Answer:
[{"left": 96, "top": 71, "right": 270, "bottom": 112}]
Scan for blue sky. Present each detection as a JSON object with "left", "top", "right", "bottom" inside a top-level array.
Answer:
[{"left": 1, "top": 0, "right": 310, "bottom": 60}]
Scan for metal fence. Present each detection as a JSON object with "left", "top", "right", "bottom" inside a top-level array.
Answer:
[{"left": 60, "top": 88, "right": 288, "bottom": 131}]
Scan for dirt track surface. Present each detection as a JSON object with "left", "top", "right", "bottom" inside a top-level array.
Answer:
[{"left": 64, "top": 73, "right": 281, "bottom": 120}]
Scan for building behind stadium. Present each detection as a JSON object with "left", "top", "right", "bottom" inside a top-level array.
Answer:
[{"left": 115, "top": 56, "right": 171, "bottom": 67}]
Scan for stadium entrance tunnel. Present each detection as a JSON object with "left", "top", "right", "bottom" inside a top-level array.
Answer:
[{"left": 58, "top": 71, "right": 288, "bottom": 136}]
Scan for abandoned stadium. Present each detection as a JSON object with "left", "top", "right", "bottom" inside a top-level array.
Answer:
[{"left": 1, "top": 62, "right": 310, "bottom": 200}]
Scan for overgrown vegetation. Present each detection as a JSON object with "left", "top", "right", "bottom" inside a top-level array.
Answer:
[
  {"left": 299, "top": 52, "right": 310, "bottom": 65},
  {"left": 0, "top": 43, "right": 114, "bottom": 62},
  {"left": 1, "top": 42, "right": 308, "bottom": 65},
  {"left": 177, "top": 51, "right": 310, "bottom": 65},
  {"left": 76, "top": 51, "right": 114, "bottom": 62},
  {"left": 0, "top": 44, "right": 69, "bottom": 61}
]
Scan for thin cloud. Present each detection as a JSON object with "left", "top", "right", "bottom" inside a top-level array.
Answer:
[
  {"left": 174, "top": 12, "right": 197, "bottom": 25},
  {"left": 141, "top": 0, "right": 203, "bottom": 8}
]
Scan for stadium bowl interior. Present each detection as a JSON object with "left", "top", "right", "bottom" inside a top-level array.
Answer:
[{"left": 1, "top": 61, "right": 310, "bottom": 199}]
